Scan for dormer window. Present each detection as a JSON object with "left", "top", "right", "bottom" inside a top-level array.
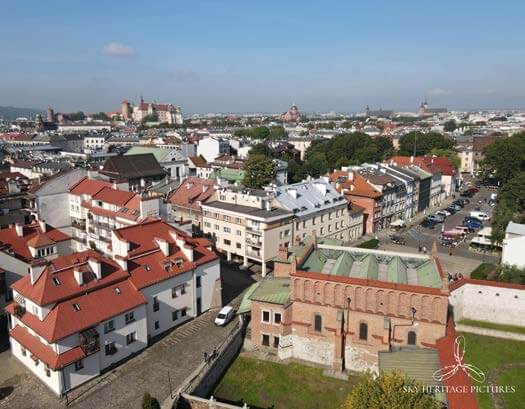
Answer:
[
  {"left": 72, "top": 303, "right": 81, "bottom": 312},
  {"left": 144, "top": 264, "right": 151, "bottom": 271},
  {"left": 52, "top": 277, "right": 61, "bottom": 286},
  {"left": 114, "top": 287, "right": 121, "bottom": 295}
]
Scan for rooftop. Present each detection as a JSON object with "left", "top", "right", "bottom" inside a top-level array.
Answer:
[
  {"left": 506, "top": 221, "right": 525, "bottom": 236},
  {"left": 202, "top": 200, "right": 293, "bottom": 221},
  {"left": 238, "top": 278, "right": 290, "bottom": 314}
]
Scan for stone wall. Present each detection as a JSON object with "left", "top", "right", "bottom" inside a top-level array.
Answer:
[{"left": 455, "top": 324, "right": 525, "bottom": 342}]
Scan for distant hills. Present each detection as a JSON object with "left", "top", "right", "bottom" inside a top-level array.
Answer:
[{"left": 0, "top": 106, "right": 45, "bottom": 120}]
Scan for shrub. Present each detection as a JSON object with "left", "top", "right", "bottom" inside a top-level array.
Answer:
[{"left": 357, "top": 239, "right": 379, "bottom": 249}]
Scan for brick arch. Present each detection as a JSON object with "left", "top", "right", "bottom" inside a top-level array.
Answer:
[
  {"left": 399, "top": 292, "right": 410, "bottom": 317},
  {"left": 376, "top": 290, "right": 386, "bottom": 314},
  {"left": 410, "top": 294, "right": 421, "bottom": 319},
  {"left": 334, "top": 284, "right": 344, "bottom": 307},
  {"left": 421, "top": 295, "right": 431, "bottom": 320},
  {"left": 314, "top": 281, "right": 323, "bottom": 304},
  {"left": 387, "top": 291, "right": 397, "bottom": 315},
  {"left": 345, "top": 285, "right": 354, "bottom": 309},
  {"left": 355, "top": 287, "right": 365, "bottom": 310},
  {"left": 323, "top": 282, "right": 334, "bottom": 306},
  {"left": 433, "top": 297, "right": 444, "bottom": 323},
  {"left": 304, "top": 280, "right": 313, "bottom": 302},
  {"left": 365, "top": 288, "right": 375, "bottom": 312},
  {"left": 293, "top": 278, "right": 303, "bottom": 301}
]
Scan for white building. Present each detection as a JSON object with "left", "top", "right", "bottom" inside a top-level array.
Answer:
[
  {"left": 197, "top": 137, "right": 230, "bottom": 162},
  {"left": 501, "top": 222, "right": 525, "bottom": 269},
  {"left": 5, "top": 219, "right": 220, "bottom": 395}
]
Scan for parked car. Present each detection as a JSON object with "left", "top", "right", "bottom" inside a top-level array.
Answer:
[
  {"left": 463, "top": 219, "right": 483, "bottom": 230},
  {"left": 468, "top": 187, "right": 479, "bottom": 194},
  {"left": 214, "top": 306, "right": 235, "bottom": 326},
  {"left": 421, "top": 219, "right": 437, "bottom": 229},
  {"left": 470, "top": 211, "right": 490, "bottom": 221},
  {"left": 455, "top": 226, "right": 472, "bottom": 234},
  {"left": 445, "top": 206, "right": 458, "bottom": 214},
  {"left": 475, "top": 180, "right": 482, "bottom": 188},
  {"left": 460, "top": 190, "right": 474, "bottom": 198},
  {"left": 390, "top": 234, "right": 406, "bottom": 245},
  {"left": 427, "top": 214, "right": 445, "bottom": 223},
  {"left": 436, "top": 210, "right": 451, "bottom": 218},
  {"left": 452, "top": 200, "right": 465, "bottom": 208},
  {"left": 449, "top": 203, "right": 462, "bottom": 211}
]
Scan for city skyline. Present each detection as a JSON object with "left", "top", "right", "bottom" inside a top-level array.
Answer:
[{"left": 1, "top": 0, "right": 524, "bottom": 113}]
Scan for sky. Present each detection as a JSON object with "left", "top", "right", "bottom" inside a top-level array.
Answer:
[{"left": 1, "top": 0, "right": 524, "bottom": 114}]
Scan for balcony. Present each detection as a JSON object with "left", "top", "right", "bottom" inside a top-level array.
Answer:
[
  {"left": 246, "top": 226, "right": 262, "bottom": 235},
  {"left": 71, "top": 218, "right": 86, "bottom": 230},
  {"left": 246, "top": 237, "right": 262, "bottom": 247},
  {"left": 246, "top": 249, "right": 261, "bottom": 259},
  {"left": 79, "top": 328, "right": 100, "bottom": 355}
]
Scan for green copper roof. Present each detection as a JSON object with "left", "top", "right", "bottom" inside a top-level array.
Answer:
[
  {"left": 416, "top": 260, "right": 442, "bottom": 288},
  {"left": 387, "top": 257, "right": 408, "bottom": 284},
  {"left": 238, "top": 278, "right": 290, "bottom": 314},
  {"left": 332, "top": 252, "right": 354, "bottom": 276},
  {"left": 210, "top": 168, "right": 245, "bottom": 182}
]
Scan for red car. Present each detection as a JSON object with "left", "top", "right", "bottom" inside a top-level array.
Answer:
[{"left": 468, "top": 187, "right": 479, "bottom": 194}]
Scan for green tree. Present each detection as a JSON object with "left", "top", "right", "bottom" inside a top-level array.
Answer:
[
  {"left": 429, "top": 148, "right": 461, "bottom": 169},
  {"left": 443, "top": 119, "right": 457, "bottom": 132},
  {"left": 269, "top": 126, "right": 287, "bottom": 140},
  {"left": 482, "top": 132, "right": 525, "bottom": 184},
  {"left": 341, "top": 371, "right": 442, "bottom": 409},
  {"left": 398, "top": 131, "right": 454, "bottom": 156},
  {"left": 92, "top": 112, "right": 110, "bottom": 121},
  {"left": 249, "top": 143, "right": 273, "bottom": 158},
  {"left": 65, "top": 111, "right": 85, "bottom": 121},
  {"left": 252, "top": 126, "right": 270, "bottom": 140},
  {"left": 243, "top": 154, "right": 276, "bottom": 189},
  {"left": 491, "top": 171, "right": 525, "bottom": 243},
  {"left": 142, "top": 113, "right": 159, "bottom": 123},
  {"left": 142, "top": 392, "right": 161, "bottom": 409}
]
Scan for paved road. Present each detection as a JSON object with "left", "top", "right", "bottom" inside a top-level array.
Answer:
[{"left": 0, "top": 261, "right": 256, "bottom": 409}]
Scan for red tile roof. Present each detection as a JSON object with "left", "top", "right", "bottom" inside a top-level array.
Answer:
[
  {"left": 8, "top": 279, "right": 145, "bottom": 342},
  {"left": 168, "top": 177, "right": 216, "bottom": 211},
  {"left": 420, "top": 156, "right": 457, "bottom": 176},
  {"left": 387, "top": 156, "right": 444, "bottom": 176},
  {"left": 114, "top": 219, "right": 219, "bottom": 289},
  {"left": 329, "top": 171, "right": 382, "bottom": 199},
  {"left": 188, "top": 155, "right": 208, "bottom": 167},
  {"left": 69, "top": 177, "right": 113, "bottom": 196},
  {"left": 11, "top": 250, "right": 129, "bottom": 305},
  {"left": 435, "top": 318, "right": 479, "bottom": 409},
  {"left": 92, "top": 186, "right": 136, "bottom": 207},
  {"left": 10, "top": 325, "right": 86, "bottom": 370},
  {"left": 0, "top": 222, "right": 70, "bottom": 262}
]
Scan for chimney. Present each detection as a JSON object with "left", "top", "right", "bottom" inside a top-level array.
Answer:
[
  {"left": 155, "top": 238, "right": 170, "bottom": 256},
  {"left": 171, "top": 232, "right": 194, "bottom": 262},
  {"left": 112, "top": 181, "right": 118, "bottom": 190},
  {"left": 29, "top": 260, "right": 47, "bottom": 285},
  {"left": 15, "top": 223, "right": 23, "bottom": 237},
  {"left": 115, "top": 257, "right": 128, "bottom": 271},
  {"left": 74, "top": 268, "right": 83, "bottom": 286},
  {"left": 88, "top": 257, "right": 102, "bottom": 280},
  {"left": 38, "top": 219, "right": 47, "bottom": 233},
  {"left": 410, "top": 156, "right": 414, "bottom": 164},
  {"left": 348, "top": 171, "right": 354, "bottom": 181}
]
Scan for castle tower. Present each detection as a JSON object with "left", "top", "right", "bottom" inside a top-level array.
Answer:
[
  {"left": 47, "top": 107, "right": 55, "bottom": 123},
  {"left": 121, "top": 100, "right": 131, "bottom": 120}
]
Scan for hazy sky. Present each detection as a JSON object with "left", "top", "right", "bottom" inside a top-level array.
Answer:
[{"left": 1, "top": 1, "right": 524, "bottom": 114}]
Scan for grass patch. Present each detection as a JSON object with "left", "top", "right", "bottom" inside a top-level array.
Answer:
[
  {"left": 357, "top": 238, "right": 379, "bottom": 249},
  {"left": 213, "top": 356, "right": 358, "bottom": 409},
  {"left": 498, "top": 367, "right": 525, "bottom": 409},
  {"left": 458, "top": 319, "right": 525, "bottom": 335},
  {"left": 470, "top": 263, "right": 496, "bottom": 280},
  {"left": 459, "top": 332, "right": 525, "bottom": 409}
]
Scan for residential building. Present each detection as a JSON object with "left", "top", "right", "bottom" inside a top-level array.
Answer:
[
  {"left": 100, "top": 154, "right": 167, "bottom": 191},
  {"left": 0, "top": 172, "right": 33, "bottom": 227},
  {"left": 273, "top": 178, "right": 351, "bottom": 243},
  {"left": 188, "top": 155, "right": 213, "bottom": 179},
  {"left": 472, "top": 136, "right": 497, "bottom": 174},
  {"left": 196, "top": 137, "right": 230, "bottom": 162},
  {"left": 501, "top": 222, "right": 525, "bottom": 269},
  {"left": 457, "top": 144, "right": 474, "bottom": 174},
  {"left": 0, "top": 220, "right": 71, "bottom": 313},
  {"left": 241, "top": 237, "right": 449, "bottom": 373},
  {"left": 168, "top": 177, "right": 217, "bottom": 231},
  {"left": 5, "top": 219, "right": 220, "bottom": 395},
  {"left": 201, "top": 187, "right": 294, "bottom": 276},
  {"left": 124, "top": 146, "right": 188, "bottom": 181}
]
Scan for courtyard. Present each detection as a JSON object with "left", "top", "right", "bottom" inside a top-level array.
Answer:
[{"left": 213, "top": 355, "right": 359, "bottom": 409}]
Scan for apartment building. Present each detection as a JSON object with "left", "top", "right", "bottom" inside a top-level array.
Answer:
[
  {"left": 273, "top": 178, "right": 351, "bottom": 244},
  {"left": 69, "top": 177, "right": 162, "bottom": 254},
  {"left": 168, "top": 177, "right": 217, "bottom": 231},
  {"left": 201, "top": 187, "right": 293, "bottom": 276},
  {"left": 5, "top": 219, "right": 220, "bottom": 395},
  {"left": 0, "top": 220, "right": 71, "bottom": 313}
]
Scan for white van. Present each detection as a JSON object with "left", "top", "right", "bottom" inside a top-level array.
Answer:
[
  {"left": 214, "top": 306, "right": 235, "bottom": 326},
  {"left": 470, "top": 211, "right": 490, "bottom": 221}
]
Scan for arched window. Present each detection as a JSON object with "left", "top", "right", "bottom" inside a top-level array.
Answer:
[
  {"left": 359, "top": 322, "right": 368, "bottom": 340},
  {"left": 407, "top": 331, "right": 417, "bottom": 345},
  {"left": 314, "top": 314, "right": 322, "bottom": 332}
]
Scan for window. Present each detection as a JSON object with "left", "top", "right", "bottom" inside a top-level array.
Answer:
[
  {"left": 105, "top": 342, "right": 117, "bottom": 356},
  {"left": 125, "top": 311, "right": 135, "bottom": 324},
  {"left": 75, "top": 360, "right": 84, "bottom": 371},
  {"left": 274, "top": 312, "right": 282, "bottom": 325},
  {"left": 126, "top": 332, "right": 136, "bottom": 345},
  {"left": 224, "top": 239, "right": 231, "bottom": 246},
  {"left": 236, "top": 230, "right": 242, "bottom": 236},
  {"left": 171, "top": 287, "right": 178, "bottom": 298},
  {"left": 172, "top": 310, "right": 178, "bottom": 321},
  {"left": 312, "top": 217, "right": 316, "bottom": 225},
  {"left": 214, "top": 224, "right": 219, "bottom": 230},
  {"left": 314, "top": 314, "right": 322, "bottom": 332},
  {"left": 359, "top": 322, "right": 368, "bottom": 341},
  {"left": 181, "top": 308, "right": 187, "bottom": 317},
  {"left": 154, "top": 321, "right": 160, "bottom": 330},
  {"left": 236, "top": 243, "right": 241, "bottom": 249},
  {"left": 196, "top": 276, "right": 201, "bottom": 288},
  {"left": 52, "top": 277, "right": 60, "bottom": 286},
  {"left": 335, "top": 222, "right": 339, "bottom": 229},
  {"left": 407, "top": 331, "right": 417, "bottom": 345},
  {"left": 328, "top": 224, "right": 332, "bottom": 232},
  {"left": 223, "top": 226, "right": 231, "bottom": 233},
  {"left": 153, "top": 296, "right": 159, "bottom": 312},
  {"left": 262, "top": 334, "right": 270, "bottom": 346},
  {"left": 45, "top": 365, "right": 51, "bottom": 377},
  {"left": 273, "top": 336, "right": 280, "bottom": 348},
  {"left": 204, "top": 222, "right": 211, "bottom": 228},
  {"left": 21, "top": 346, "right": 26, "bottom": 356},
  {"left": 262, "top": 310, "right": 270, "bottom": 323},
  {"left": 320, "top": 227, "right": 324, "bottom": 235},
  {"left": 224, "top": 215, "right": 230, "bottom": 222},
  {"left": 72, "top": 303, "right": 81, "bottom": 312},
  {"left": 104, "top": 320, "right": 115, "bottom": 334},
  {"left": 180, "top": 285, "right": 186, "bottom": 295},
  {"left": 34, "top": 358, "right": 40, "bottom": 366}
]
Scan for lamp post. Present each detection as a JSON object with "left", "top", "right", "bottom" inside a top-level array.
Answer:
[{"left": 341, "top": 297, "right": 351, "bottom": 371}]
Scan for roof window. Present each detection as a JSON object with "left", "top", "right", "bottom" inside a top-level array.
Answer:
[
  {"left": 52, "top": 277, "right": 61, "bottom": 286},
  {"left": 72, "top": 303, "right": 81, "bottom": 311},
  {"left": 115, "top": 287, "right": 121, "bottom": 295}
]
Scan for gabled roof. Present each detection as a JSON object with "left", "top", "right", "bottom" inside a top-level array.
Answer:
[
  {"left": 168, "top": 177, "right": 217, "bottom": 211},
  {"left": 69, "top": 177, "right": 113, "bottom": 196},
  {"left": 11, "top": 250, "right": 129, "bottom": 305},
  {"left": 100, "top": 154, "right": 166, "bottom": 179},
  {"left": 188, "top": 155, "right": 208, "bottom": 168},
  {"left": 0, "top": 222, "right": 70, "bottom": 262},
  {"left": 92, "top": 186, "right": 136, "bottom": 207},
  {"left": 329, "top": 171, "right": 382, "bottom": 199}
]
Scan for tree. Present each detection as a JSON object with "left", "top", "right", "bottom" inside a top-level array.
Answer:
[
  {"left": 443, "top": 119, "right": 457, "bottom": 132},
  {"left": 243, "top": 154, "right": 275, "bottom": 189},
  {"left": 398, "top": 132, "right": 454, "bottom": 156},
  {"left": 341, "top": 371, "right": 442, "bottom": 409},
  {"left": 249, "top": 143, "right": 273, "bottom": 158},
  {"left": 430, "top": 148, "right": 461, "bottom": 169},
  {"left": 142, "top": 113, "right": 159, "bottom": 123},
  {"left": 252, "top": 126, "right": 270, "bottom": 140},
  {"left": 142, "top": 392, "right": 161, "bottom": 409},
  {"left": 92, "top": 112, "right": 110, "bottom": 121},
  {"left": 491, "top": 171, "right": 525, "bottom": 243},
  {"left": 269, "top": 126, "right": 287, "bottom": 140},
  {"left": 482, "top": 132, "right": 525, "bottom": 184},
  {"left": 65, "top": 111, "right": 85, "bottom": 121}
]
